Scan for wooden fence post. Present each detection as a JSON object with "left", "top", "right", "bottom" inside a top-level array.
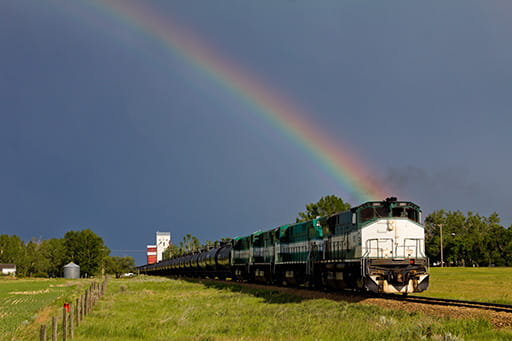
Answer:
[
  {"left": 80, "top": 294, "right": 84, "bottom": 321},
  {"left": 62, "top": 306, "right": 67, "bottom": 341},
  {"left": 52, "top": 316, "right": 57, "bottom": 341},
  {"left": 84, "top": 290, "right": 89, "bottom": 316},
  {"left": 40, "top": 324, "right": 47, "bottom": 341},
  {"left": 91, "top": 284, "right": 94, "bottom": 307},
  {"left": 94, "top": 282, "right": 97, "bottom": 304},
  {"left": 75, "top": 297, "right": 80, "bottom": 327},
  {"left": 88, "top": 286, "right": 92, "bottom": 312},
  {"left": 69, "top": 303, "right": 74, "bottom": 339},
  {"left": 88, "top": 286, "right": 92, "bottom": 313}
]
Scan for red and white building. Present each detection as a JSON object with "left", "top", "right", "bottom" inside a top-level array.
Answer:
[
  {"left": 147, "top": 231, "right": 172, "bottom": 264},
  {"left": 146, "top": 245, "right": 157, "bottom": 264}
]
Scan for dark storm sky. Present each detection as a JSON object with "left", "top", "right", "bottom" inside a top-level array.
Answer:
[{"left": 1, "top": 1, "right": 511, "bottom": 264}]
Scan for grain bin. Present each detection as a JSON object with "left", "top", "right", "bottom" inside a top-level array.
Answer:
[{"left": 63, "top": 262, "right": 80, "bottom": 279}]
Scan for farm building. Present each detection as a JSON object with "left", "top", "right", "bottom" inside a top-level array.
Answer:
[
  {"left": 146, "top": 231, "right": 171, "bottom": 264},
  {"left": 0, "top": 264, "right": 16, "bottom": 276},
  {"left": 63, "top": 262, "right": 80, "bottom": 279}
]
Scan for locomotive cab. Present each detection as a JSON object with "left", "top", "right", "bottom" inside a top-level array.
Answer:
[
  {"left": 320, "top": 198, "right": 429, "bottom": 293},
  {"left": 357, "top": 198, "right": 429, "bottom": 294}
]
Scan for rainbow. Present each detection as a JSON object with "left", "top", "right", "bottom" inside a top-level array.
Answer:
[{"left": 79, "top": 1, "right": 390, "bottom": 202}]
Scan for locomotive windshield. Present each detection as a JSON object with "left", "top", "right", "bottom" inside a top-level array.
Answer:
[{"left": 358, "top": 201, "right": 420, "bottom": 224}]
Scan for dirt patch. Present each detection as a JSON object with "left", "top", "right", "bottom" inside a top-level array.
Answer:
[{"left": 34, "top": 305, "right": 54, "bottom": 324}]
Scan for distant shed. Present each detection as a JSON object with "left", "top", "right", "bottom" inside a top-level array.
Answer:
[
  {"left": 63, "top": 262, "right": 80, "bottom": 279},
  {"left": 0, "top": 264, "right": 16, "bottom": 276}
]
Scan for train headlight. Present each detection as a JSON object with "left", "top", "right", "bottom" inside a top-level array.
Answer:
[
  {"left": 407, "top": 249, "right": 413, "bottom": 256},
  {"left": 388, "top": 221, "right": 395, "bottom": 231}
]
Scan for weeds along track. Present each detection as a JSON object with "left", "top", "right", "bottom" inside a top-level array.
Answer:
[
  {"left": 184, "top": 277, "right": 512, "bottom": 328},
  {"left": 194, "top": 277, "right": 512, "bottom": 312}
]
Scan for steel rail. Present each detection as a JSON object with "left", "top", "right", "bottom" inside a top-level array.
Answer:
[{"left": 389, "top": 295, "right": 512, "bottom": 313}]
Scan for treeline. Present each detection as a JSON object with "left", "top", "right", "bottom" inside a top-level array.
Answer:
[
  {"left": 162, "top": 234, "right": 231, "bottom": 259},
  {"left": 425, "top": 210, "right": 512, "bottom": 267},
  {"left": 0, "top": 229, "right": 135, "bottom": 278}
]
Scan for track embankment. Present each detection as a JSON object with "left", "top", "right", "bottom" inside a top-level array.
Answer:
[{"left": 198, "top": 279, "right": 512, "bottom": 329}]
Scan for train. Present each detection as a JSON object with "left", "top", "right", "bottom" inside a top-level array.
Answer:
[{"left": 138, "top": 198, "right": 429, "bottom": 294}]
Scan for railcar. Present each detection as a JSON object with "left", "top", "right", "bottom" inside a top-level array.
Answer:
[{"left": 138, "top": 198, "right": 429, "bottom": 294}]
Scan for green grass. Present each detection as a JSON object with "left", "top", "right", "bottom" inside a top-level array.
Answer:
[
  {"left": 6, "top": 268, "right": 512, "bottom": 340},
  {"left": 0, "top": 277, "right": 87, "bottom": 341},
  {"left": 418, "top": 267, "right": 512, "bottom": 304},
  {"left": 73, "top": 277, "right": 512, "bottom": 341}
]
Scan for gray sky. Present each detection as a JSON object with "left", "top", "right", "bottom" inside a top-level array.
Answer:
[{"left": 1, "top": 0, "right": 511, "bottom": 265}]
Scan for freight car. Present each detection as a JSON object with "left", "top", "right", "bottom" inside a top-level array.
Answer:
[{"left": 139, "top": 198, "right": 429, "bottom": 294}]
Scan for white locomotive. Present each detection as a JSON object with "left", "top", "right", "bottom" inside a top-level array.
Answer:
[{"left": 140, "top": 198, "right": 429, "bottom": 294}]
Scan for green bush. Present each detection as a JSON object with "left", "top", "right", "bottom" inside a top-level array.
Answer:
[{"left": 31, "top": 272, "right": 48, "bottom": 278}]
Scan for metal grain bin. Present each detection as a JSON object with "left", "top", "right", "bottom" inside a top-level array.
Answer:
[{"left": 63, "top": 262, "right": 80, "bottom": 279}]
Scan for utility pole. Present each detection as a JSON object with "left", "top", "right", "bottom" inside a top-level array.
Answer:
[{"left": 439, "top": 224, "right": 444, "bottom": 267}]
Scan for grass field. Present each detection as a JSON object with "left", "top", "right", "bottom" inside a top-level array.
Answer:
[
  {"left": 71, "top": 275, "right": 512, "bottom": 341},
  {"left": 419, "top": 267, "right": 512, "bottom": 304},
  {"left": 5, "top": 268, "right": 512, "bottom": 340},
  {"left": 0, "top": 277, "right": 87, "bottom": 341}
]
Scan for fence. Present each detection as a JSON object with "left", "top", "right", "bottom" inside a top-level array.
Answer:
[{"left": 38, "top": 278, "right": 108, "bottom": 341}]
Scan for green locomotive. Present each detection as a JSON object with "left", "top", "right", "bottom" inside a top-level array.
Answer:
[{"left": 140, "top": 198, "right": 429, "bottom": 294}]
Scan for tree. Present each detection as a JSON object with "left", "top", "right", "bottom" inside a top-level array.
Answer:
[
  {"left": 0, "top": 235, "right": 27, "bottom": 275},
  {"left": 104, "top": 256, "right": 136, "bottom": 278},
  {"left": 0, "top": 234, "right": 25, "bottom": 264},
  {"left": 504, "top": 226, "right": 512, "bottom": 265},
  {"left": 39, "top": 238, "right": 67, "bottom": 277},
  {"left": 0, "top": 235, "right": 67, "bottom": 277},
  {"left": 220, "top": 237, "right": 232, "bottom": 244},
  {"left": 180, "top": 234, "right": 201, "bottom": 254},
  {"left": 63, "top": 229, "right": 110, "bottom": 276},
  {"left": 162, "top": 236, "right": 232, "bottom": 260},
  {"left": 203, "top": 240, "right": 215, "bottom": 249},
  {"left": 163, "top": 244, "right": 181, "bottom": 259},
  {"left": 296, "top": 195, "right": 351, "bottom": 222},
  {"left": 425, "top": 210, "right": 511, "bottom": 267},
  {"left": 22, "top": 240, "right": 39, "bottom": 277}
]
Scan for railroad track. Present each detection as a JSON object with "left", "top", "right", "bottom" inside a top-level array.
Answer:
[
  {"left": 389, "top": 295, "right": 512, "bottom": 313},
  {"left": 186, "top": 277, "right": 512, "bottom": 314}
]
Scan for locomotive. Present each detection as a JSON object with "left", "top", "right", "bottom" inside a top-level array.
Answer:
[{"left": 139, "top": 198, "right": 429, "bottom": 294}]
